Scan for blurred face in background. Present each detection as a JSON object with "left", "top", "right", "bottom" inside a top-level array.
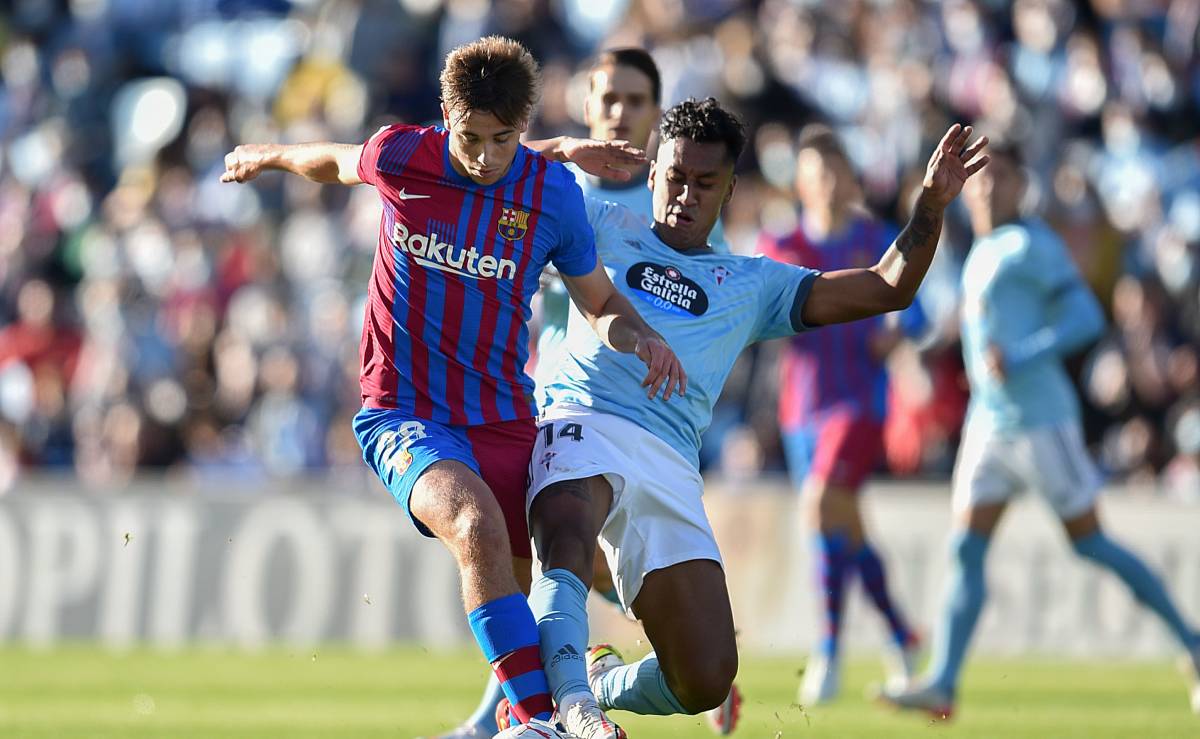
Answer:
[
  {"left": 650, "top": 136, "right": 735, "bottom": 250},
  {"left": 585, "top": 63, "right": 660, "bottom": 149},
  {"left": 794, "top": 146, "right": 859, "bottom": 217},
  {"left": 441, "top": 105, "right": 526, "bottom": 186},
  {"left": 964, "top": 149, "right": 1025, "bottom": 234}
]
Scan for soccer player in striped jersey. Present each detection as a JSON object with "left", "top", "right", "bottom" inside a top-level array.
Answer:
[
  {"left": 221, "top": 36, "right": 684, "bottom": 739},
  {"left": 759, "top": 125, "right": 924, "bottom": 705},
  {"left": 523, "top": 99, "right": 987, "bottom": 734},
  {"left": 878, "top": 142, "right": 1200, "bottom": 719}
]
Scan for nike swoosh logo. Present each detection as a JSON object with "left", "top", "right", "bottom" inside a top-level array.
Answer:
[{"left": 397, "top": 188, "right": 430, "bottom": 200}]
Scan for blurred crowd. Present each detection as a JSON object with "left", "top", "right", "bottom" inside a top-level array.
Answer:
[{"left": 1, "top": 0, "right": 1197, "bottom": 499}]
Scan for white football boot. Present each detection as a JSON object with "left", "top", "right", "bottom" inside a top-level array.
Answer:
[
  {"left": 881, "top": 634, "right": 922, "bottom": 691},
  {"left": 418, "top": 724, "right": 489, "bottom": 738},
  {"left": 491, "top": 717, "right": 571, "bottom": 739},
  {"left": 798, "top": 653, "right": 840, "bottom": 705},
  {"left": 585, "top": 644, "right": 627, "bottom": 696},
  {"left": 874, "top": 680, "right": 954, "bottom": 721},
  {"left": 558, "top": 695, "right": 628, "bottom": 739}
]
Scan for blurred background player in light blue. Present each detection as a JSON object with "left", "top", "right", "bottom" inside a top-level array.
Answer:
[
  {"left": 759, "top": 125, "right": 926, "bottom": 705},
  {"left": 878, "top": 141, "right": 1200, "bottom": 720}
]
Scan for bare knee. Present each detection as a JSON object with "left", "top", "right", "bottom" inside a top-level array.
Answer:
[
  {"left": 664, "top": 645, "right": 738, "bottom": 714},
  {"left": 446, "top": 500, "right": 509, "bottom": 566}
]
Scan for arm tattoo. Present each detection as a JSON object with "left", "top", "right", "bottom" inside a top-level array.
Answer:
[{"left": 894, "top": 200, "right": 942, "bottom": 258}]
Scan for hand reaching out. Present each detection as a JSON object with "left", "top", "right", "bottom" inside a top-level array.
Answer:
[
  {"left": 559, "top": 138, "right": 647, "bottom": 181},
  {"left": 921, "top": 124, "right": 990, "bottom": 208}
]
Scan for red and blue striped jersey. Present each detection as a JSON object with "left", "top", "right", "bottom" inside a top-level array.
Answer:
[
  {"left": 357, "top": 124, "right": 597, "bottom": 426},
  {"left": 760, "top": 217, "right": 895, "bottom": 430}
]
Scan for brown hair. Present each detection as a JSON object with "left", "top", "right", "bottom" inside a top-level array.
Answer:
[
  {"left": 796, "top": 123, "right": 849, "bottom": 163},
  {"left": 440, "top": 36, "right": 541, "bottom": 127}
]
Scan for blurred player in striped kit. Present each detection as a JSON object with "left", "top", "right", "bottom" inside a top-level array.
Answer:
[
  {"left": 221, "top": 36, "right": 684, "bottom": 739},
  {"left": 759, "top": 125, "right": 924, "bottom": 705},
  {"left": 878, "top": 142, "right": 1200, "bottom": 719}
]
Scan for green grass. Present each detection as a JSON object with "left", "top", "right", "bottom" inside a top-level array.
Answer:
[{"left": 0, "top": 645, "right": 1194, "bottom": 737}]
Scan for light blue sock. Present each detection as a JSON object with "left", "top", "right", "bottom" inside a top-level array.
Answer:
[
  {"left": 528, "top": 569, "right": 591, "bottom": 704},
  {"left": 594, "top": 653, "right": 688, "bottom": 716},
  {"left": 1072, "top": 532, "right": 1199, "bottom": 649},
  {"left": 464, "top": 672, "right": 503, "bottom": 733},
  {"left": 928, "top": 531, "right": 990, "bottom": 696}
]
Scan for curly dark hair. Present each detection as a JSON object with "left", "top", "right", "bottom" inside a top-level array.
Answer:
[{"left": 658, "top": 97, "right": 747, "bottom": 164}]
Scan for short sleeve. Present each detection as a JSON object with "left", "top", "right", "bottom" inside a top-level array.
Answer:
[
  {"left": 756, "top": 258, "right": 821, "bottom": 340},
  {"left": 357, "top": 125, "right": 398, "bottom": 186},
  {"left": 550, "top": 170, "right": 598, "bottom": 277}
]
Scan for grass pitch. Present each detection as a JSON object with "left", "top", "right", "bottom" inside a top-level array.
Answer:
[{"left": 0, "top": 645, "right": 1194, "bottom": 738}]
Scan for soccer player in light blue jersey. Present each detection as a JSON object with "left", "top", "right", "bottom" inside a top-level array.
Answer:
[
  {"left": 878, "top": 142, "right": 1200, "bottom": 720},
  {"left": 533, "top": 48, "right": 730, "bottom": 410},
  {"left": 523, "top": 98, "right": 988, "bottom": 735}
]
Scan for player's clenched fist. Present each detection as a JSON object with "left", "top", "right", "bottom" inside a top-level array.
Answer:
[
  {"left": 635, "top": 332, "right": 687, "bottom": 401},
  {"left": 220, "top": 144, "right": 274, "bottom": 183}
]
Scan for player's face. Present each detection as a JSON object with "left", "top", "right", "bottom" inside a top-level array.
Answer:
[
  {"left": 584, "top": 64, "right": 659, "bottom": 149},
  {"left": 794, "top": 148, "right": 857, "bottom": 213},
  {"left": 649, "top": 137, "right": 735, "bottom": 249},
  {"left": 442, "top": 106, "right": 527, "bottom": 186},
  {"left": 965, "top": 152, "right": 1023, "bottom": 226}
]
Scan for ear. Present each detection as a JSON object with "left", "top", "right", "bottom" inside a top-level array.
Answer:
[
  {"left": 440, "top": 103, "right": 452, "bottom": 130},
  {"left": 647, "top": 159, "right": 658, "bottom": 193},
  {"left": 724, "top": 174, "right": 737, "bottom": 206},
  {"left": 583, "top": 93, "right": 596, "bottom": 128}
]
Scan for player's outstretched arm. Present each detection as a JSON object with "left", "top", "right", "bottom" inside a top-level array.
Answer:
[
  {"left": 220, "top": 142, "right": 364, "bottom": 186},
  {"left": 801, "top": 124, "right": 989, "bottom": 327},
  {"left": 560, "top": 263, "right": 687, "bottom": 400},
  {"left": 525, "top": 137, "right": 646, "bottom": 181}
]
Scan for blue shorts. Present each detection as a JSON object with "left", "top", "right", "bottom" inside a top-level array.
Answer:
[{"left": 353, "top": 407, "right": 537, "bottom": 558}]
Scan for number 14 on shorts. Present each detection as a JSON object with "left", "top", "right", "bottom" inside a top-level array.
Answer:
[{"left": 541, "top": 422, "right": 584, "bottom": 446}]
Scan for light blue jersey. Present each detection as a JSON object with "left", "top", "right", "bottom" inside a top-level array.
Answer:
[
  {"left": 960, "top": 218, "right": 1104, "bottom": 433},
  {"left": 545, "top": 199, "right": 819, "bottom": 467},
  {"left": 534, "top": 164, "right": 729, "bottom": 403}
]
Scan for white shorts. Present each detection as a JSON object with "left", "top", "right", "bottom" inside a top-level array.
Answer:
[
  {"left": 953, "top": 417, "right": 1103, "bottom": 519},
  {"left": 527, "top": 404, "right": 721, "bottom": 612}
]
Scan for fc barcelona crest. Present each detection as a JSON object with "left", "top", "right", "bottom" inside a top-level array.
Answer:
[{"left": 497, "top": 207, "right": 530, "bottom": 240}]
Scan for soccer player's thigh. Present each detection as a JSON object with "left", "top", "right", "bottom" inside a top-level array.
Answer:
[
  {"left": 527, "top": 416, "right": 620, "bottom": 578},
  {"left": 809, "top": 413, "right": 884, "bottom": 539},
  {"left": 631, "top": 559, "right": 737, "bottom": 713},
  {"left": 467, "top": 418, "right": 541, "bottom": 586},
  {"left": 353, "top": 408, "right": 514, "bottom": 606},
  {"left": 952, "top": 420, "right": 1019, "bottom": 533},
  {"left": 1019, "top": 423, "right": 1103, "bottom": 531}
]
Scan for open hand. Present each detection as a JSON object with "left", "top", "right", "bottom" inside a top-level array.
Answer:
[
  {"left": 921, "top": 124, "right": 990, "bottom": 208},
  {"left": 560, "top": 138, "right": 647, "bottom": 181},
  {"left": 635, "top": 332, "right": 687, "bottom": 401},
  {"left": 220, "top": 144, "right": 271, "bottom": 183}
]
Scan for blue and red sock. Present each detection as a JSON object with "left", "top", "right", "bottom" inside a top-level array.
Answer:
[
  {"left": 467, "top": 593, "right": 554, "bottom": 724},
  {"left": 814, "top": 531, "right": 851, "bottom": 658},
  {"left": 854, "top": 542, "right": 914, "bottom": 647}
]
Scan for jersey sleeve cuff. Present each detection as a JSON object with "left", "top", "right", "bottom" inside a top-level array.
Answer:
[{"left": 788, "top": 270, "right": 821, "bottom": 333}]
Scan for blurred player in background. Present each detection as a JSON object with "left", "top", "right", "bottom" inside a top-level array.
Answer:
[
  {"left": 524, "top": 99, "right": 987, "bottom": 736},
  {"left": 878, "top": 142, "right": 1200, "bottom": 719},
  {"left": 759, "top": 125, "right": 923, "bottom": 705},
  {"left": 221, "top": 36, "right": 684, "bottom": 739}
]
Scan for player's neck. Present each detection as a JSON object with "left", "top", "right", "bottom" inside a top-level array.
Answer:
[{"left": 652, "top": 223, "right": 712, "bottom": 254}]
